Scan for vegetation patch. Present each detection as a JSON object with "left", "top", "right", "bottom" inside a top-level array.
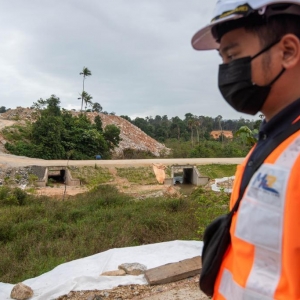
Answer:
[
  {"left": 3, "top": 95, "right": 121, "bottom": 160},
  {"left": 69, "top": 166, "right": 112, "bottom": 187},
  {"left": 0, "top": 185, "right": 199, "bottom": 283},
  {"left": 116, "top": 167, "right": 157, "bottom": 185},
  {"left": 191, "top": 187, "right": 230, "bottom": 237},
  {"left": 122, "top": 149, "right": 157, "bottom": 159},
  {"left": 197, "top": 164, "right": 237, "bottom": 179},
  {"left": 0, "top": 165, "right": 236, "bottom": 285}
]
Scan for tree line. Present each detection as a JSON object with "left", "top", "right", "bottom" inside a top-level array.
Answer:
[{"left": 120, "top": 113, "right": 262, "bottom": 144}]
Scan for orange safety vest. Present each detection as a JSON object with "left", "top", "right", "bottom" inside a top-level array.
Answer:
[{"left": 213, "top": 129, "right": 300, "bottom": 300}]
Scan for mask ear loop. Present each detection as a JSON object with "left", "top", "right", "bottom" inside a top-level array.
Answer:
[
  {"left": 268, "top": 68, "right": 286, "bottom": 86},
  {"left": 251, "top": 39, "right": 285, "bottom": 87},
  {"left": 251, "top": 39, "right": 281, "bottom": 60}
]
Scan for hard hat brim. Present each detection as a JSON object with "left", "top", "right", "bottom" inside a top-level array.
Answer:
[
  {"left": 191, "top": 14, "right": 244, "bottom": 50},
  {"left": 191, "top": 24, "right": 218, "bottom": 51}
]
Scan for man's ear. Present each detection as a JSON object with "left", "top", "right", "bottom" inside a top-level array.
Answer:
[{"left": 280, "top": 34, "right": 300, "bottom": 69}]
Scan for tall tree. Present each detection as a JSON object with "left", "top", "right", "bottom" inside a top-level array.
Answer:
[
  {"left": 103, "top": 124, "right": 121, "bottom": 150},
  {"left": 84, "top": 93, "right": 93, "bottom": 111},
  {"left": 0, "top": 106, "right": 8, "bottom": 113},
  {"left": 78, "top": 91, "right": 93, "bottom": 112},
  {"left": 92, "top": 102, "right": 102, "bottom": 113},
  {"left": 94, "top": 115, "right": 103, "bottom": 132},
  {"left": 79, "top": 67, "right": 92, "bottom": 112},
  {"left": 216, "top": 115, "right": 223, "bottom": 143}
]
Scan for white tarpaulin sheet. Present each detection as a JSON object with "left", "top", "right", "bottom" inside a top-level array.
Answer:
[
  {"left": 0, "top": 240, "right": 203, "bottom": 300},
  {"left": 211, "top": 176, "right": 235, "bottom": 193}
]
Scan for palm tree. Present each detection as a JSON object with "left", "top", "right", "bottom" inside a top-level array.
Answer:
[
  {"left": 84, "top": 93, "right": 93, "bottom": 111},
  {"left": 78, "top": 91, "right": 93, "bottom": 112},
  {"left": 187, "top": 118, "right": 196, "bottom": 146},
  {"left": 216, "top": 115, "right": 223, "bottom": 143},
  {"left": 79, "top": 67, "right": 92, "bottom": 111},
  {"left": 78, "top": 91, "right": 88, "bottom": 111}
]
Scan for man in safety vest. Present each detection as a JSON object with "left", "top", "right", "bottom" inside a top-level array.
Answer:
[{"left": 192, "top": 1, "right": 300, "bottom": 299}]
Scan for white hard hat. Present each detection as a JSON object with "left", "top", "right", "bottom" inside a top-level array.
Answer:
[{"left": 192, "top": 0, "right": 300, "bottom": 50}]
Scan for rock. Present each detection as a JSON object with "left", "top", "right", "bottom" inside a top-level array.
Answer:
[
  {"left": 101, "top": 269, "right": 126, "bottom": 276},
  {"left": 163, "top": 186, "right": 181, "bottom": 198},
  {"left": 118, "top": 263, "right": 147, "bottom": 275},
  {"left": 10, "top": 283, "right": 33, "bottom": 300}
]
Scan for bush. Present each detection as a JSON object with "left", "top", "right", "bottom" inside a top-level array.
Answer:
[
  {"left": 0, "top": 187, "right": 27, "bottom": 206},
  {"left": 191, "top": 187, "right": 230, "bottom": 238}
]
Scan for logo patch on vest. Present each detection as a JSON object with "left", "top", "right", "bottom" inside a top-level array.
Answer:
[
  {"left": 253, "top": 173, "right": 279, "bottom": 195},
  {"left": 247, "top": 164, "right": 289, "bottom": 208}
]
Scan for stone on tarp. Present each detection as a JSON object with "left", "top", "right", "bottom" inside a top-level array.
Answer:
[
  {"left": 152, "top": 163, "right": 166, "bottom": 184},
  {"left": 118, "top": 262, "right": 147, "bottom": 275},
  {"left": 10, "top": 282, "right": 34, "bottom": 300}
]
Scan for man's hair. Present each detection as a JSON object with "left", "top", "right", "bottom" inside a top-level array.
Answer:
[
  {"left": 212, "top": 10, "right": 300, "bottom": 47},
  {"left": 245, "top": 14, "right": 300, "bottom": 47}
]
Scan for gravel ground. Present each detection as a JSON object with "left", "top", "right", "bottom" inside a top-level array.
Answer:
[{"left": 56, "top": 275, "right": 210, "bottom": 300}]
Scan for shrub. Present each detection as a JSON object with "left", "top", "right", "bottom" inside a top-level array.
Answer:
[{"left": 191, "top": 187, "right": 230, "bottom": 238}]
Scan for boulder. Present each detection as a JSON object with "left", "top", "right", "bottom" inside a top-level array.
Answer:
[
  {"left": 10, "top": 283, "right": 33, "bottom": 300},
  {"left": 118, "top": 263, "right": 147, "bottom": 275}
]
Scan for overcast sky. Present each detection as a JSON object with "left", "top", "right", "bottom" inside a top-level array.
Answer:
[{"left": 0, "top": 1, "right": 258, "bottom": 120}]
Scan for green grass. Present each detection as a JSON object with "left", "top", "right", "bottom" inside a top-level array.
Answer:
[
  {"left": 116, "top": 167, "right": 157, "bottom": 184},
  {"left": 190, "top": 187, "right": 230, "bottom": 237},
  {"left": 1, "top": 123, "right": 32, "bottom": 142},
  {"left": 69, "top": 166, "right": 112, "bottom": 187},
  {"left": 0, "top": 166, "right": 232, "bottom": 284},
  {"left": 197, "top": 164, "right": 237, "bottom": 179},
  {"left": 0, "top": 185, "right": 201, "bottom": 283}
]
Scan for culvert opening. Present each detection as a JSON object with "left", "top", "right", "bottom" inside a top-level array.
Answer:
[
  {"left": 173, "top": 172, "right": 183, "bottom": 185},
  {"left": 173, "top": 168, "right": 193, "bottom": 185},
  {"left": 48, "top": 169, "right": 66, "bottom": 185},
  {"left": 183, "top": 168, "right": 193, "bottom": 184}
]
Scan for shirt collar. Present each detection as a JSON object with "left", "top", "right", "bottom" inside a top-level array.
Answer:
[{"left": 259, "top": 98, "right": 300, "bottom": 140}]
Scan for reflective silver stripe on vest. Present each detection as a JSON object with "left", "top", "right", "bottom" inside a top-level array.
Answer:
[
  {"left": 219, "top": 136, "right": 300, "bottom": 299},
  {"left": 276, "top": 136, "right": 300, "bottom": 167},
  {"left": 220, "top": 269, "right": 274, "bottom": 300}
]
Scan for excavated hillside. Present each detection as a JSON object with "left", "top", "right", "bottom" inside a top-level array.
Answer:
[{"left": 0, "top": 107, "right": 169, "bottom": 157}]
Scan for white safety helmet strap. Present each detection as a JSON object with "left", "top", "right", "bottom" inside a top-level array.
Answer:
[{"left": 192, "top": 0, "right": 300, "bottom": 50}]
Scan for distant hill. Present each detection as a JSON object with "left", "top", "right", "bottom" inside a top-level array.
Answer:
[{"left": 0, "top": 107, "right": 169, "bottom": 158}]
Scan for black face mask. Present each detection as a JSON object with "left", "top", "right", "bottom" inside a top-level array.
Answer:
[{"left": 218, "top": 40, "right": 285, "bottom": 115}]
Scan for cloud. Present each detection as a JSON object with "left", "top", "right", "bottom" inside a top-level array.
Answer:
[{"left": 0, "top": 0, "right": 256, "bottom": 120}]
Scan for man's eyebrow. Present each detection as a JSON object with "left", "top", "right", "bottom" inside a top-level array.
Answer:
[{"left": 219, "top": 43, "right": 239, "bottom": 56}]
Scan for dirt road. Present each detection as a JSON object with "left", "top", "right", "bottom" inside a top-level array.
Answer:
[{"left": 0, "top": 153, "right": 244, "bottom": 169}]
